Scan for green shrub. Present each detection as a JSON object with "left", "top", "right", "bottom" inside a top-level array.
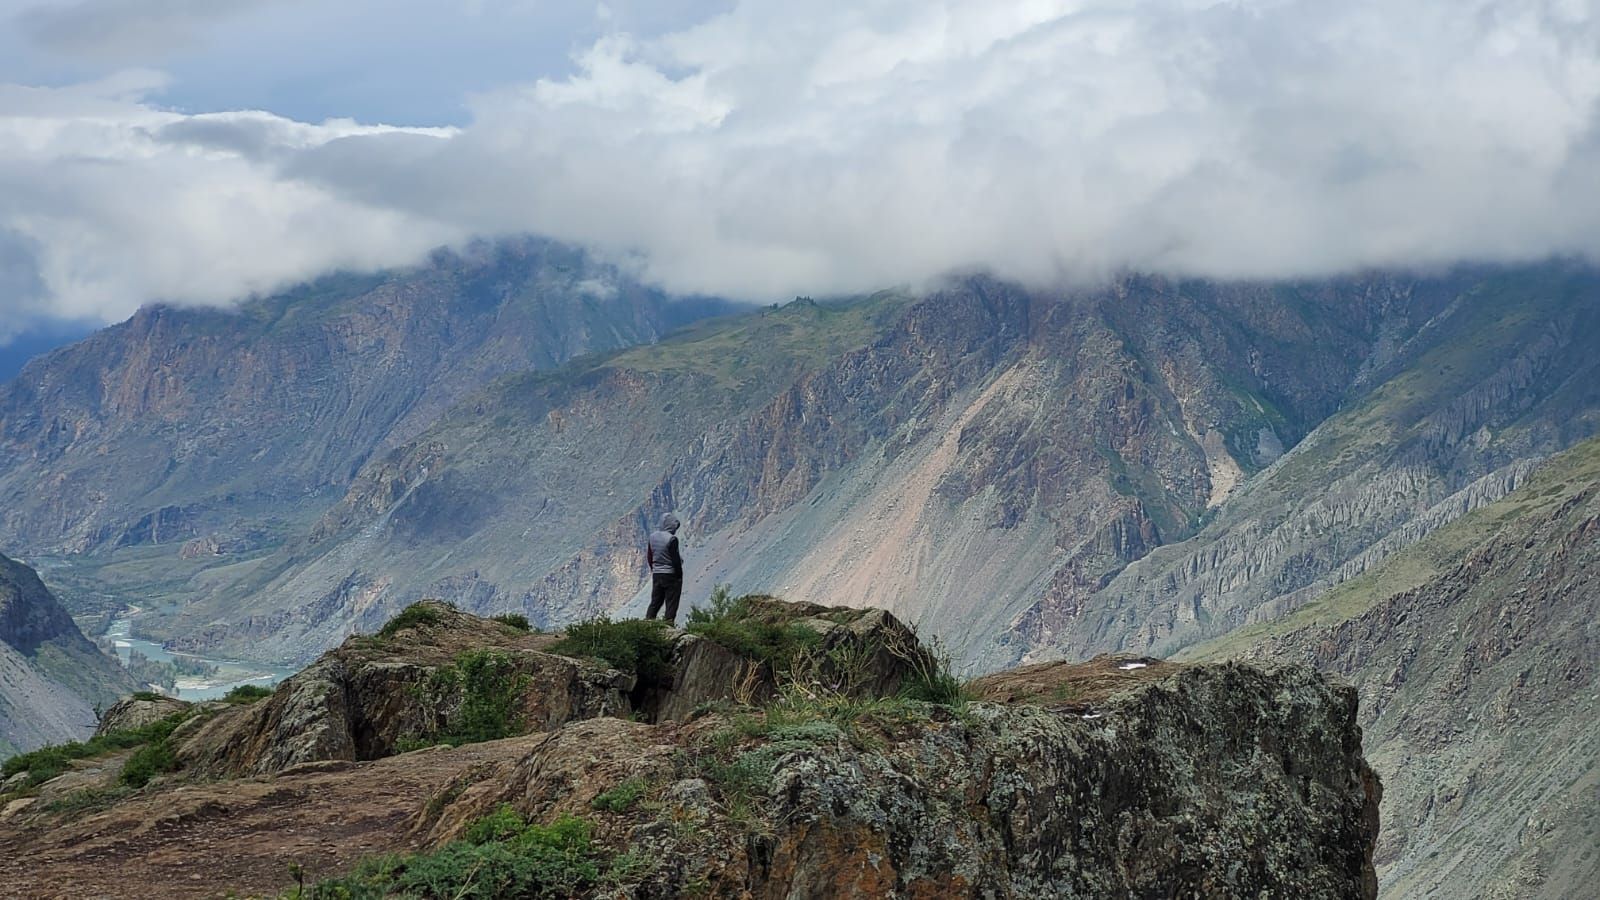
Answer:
[
  {"left": 130, "top": 690, "right": 167, "bottom": 702},
  {"left": 307, "top": 807, "right": 610, "bottom": 900},
  {"left": 684, "top": 587, "right": 821, "bottom": 674},
  {"left": 222, "top": 684, "right": 275, "bottom": 705},
  {"left": 405, "top": 650, "right": 530, "bottom": 748},
  {"left": 120, "top": 740, "right": 179, "bottom": 788},
  {"left": 549, "top": 617, "right": 675, "bottom": 683},
  {"left": 491, "top": 613, "right": 532, "bottom": 632},
  {"left": 590, "top": 776, "right": 650, "bottom": 814},
  {"left": 2, "top": 745, "right": 73, "bottom": 788},
  {"left": 463, "top": 802, "right": 531, "bottom": 844},
  {"left": 378, "top": 602, "right": 447, "bottom": 638}
]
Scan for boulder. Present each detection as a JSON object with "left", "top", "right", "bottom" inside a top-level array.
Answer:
[
  {"left": 650, "top": 633, "right": 770, "bottom": 721},
  {"left": 94, "top": 695, "right": 192, "bottom": 738}
]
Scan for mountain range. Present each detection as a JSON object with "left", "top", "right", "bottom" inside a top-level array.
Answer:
[{"left": 0, "top": 242, "right": 1594, "bottom": 897}]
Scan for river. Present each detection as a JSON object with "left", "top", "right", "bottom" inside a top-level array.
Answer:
[{"left": 105, "top": 612, "right": 298, "bottom": 701}]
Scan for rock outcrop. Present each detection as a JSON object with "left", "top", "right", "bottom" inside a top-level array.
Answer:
[
  {"left": 176, "top": 602, "right": 633, "bottom": 777},
  {"left": 93, "top": 695, "right": 190, "bottom": 738},
  {"left": 647, "top": 597, "right": 934, "bottom": 721},
  {"left": 0, "top": 599, "right": 1380, "bottom": 899}
]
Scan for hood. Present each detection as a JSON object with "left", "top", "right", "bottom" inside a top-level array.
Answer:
[{"left": 659, "top": 513, "right": 681, "bottom": 534}]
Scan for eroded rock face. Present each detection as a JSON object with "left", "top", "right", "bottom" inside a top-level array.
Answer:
[
  {"left": 434, "top": 662, "right": 1380, "bottom": 900},
  {"left": 177, "top": 602, "right": 634, "bottom": 777},
  {"left": 0, "top": 552, "right": 136, "bottom": 755},
  {"left": 94, "top": 695, "right": 191, "bottom": 738}
]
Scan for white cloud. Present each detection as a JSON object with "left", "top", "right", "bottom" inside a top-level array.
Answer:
[
  {"left": 0, "top": 74, "right": 463, "bottom": 333},
  {"left": 1, "top": 0, "right": 1598, "bottom": 335}
]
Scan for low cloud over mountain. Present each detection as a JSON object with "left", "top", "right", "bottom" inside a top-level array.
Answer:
[{"left": 2, "top": 0, "right": 1597, "bottom": 337}]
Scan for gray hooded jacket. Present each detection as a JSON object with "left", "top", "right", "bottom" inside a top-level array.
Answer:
[{"left": 647, "top": 513, "right": 683, "bottom": 576}]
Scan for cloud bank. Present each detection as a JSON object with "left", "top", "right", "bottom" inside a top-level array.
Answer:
[
  {"left": 1, "top": 0, "right": 1597, "bottom": 336},
  {"left": 14, "top": 0, "right": 291, "bottom": 60}
]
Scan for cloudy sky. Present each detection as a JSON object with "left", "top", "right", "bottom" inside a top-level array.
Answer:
[{"left": 0, "top": 0, "right": 1596, "bottom": 342}]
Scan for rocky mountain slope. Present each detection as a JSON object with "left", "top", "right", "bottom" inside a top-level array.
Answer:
[
  {"left": 0, "top": 257, "right": 1593, "bottom": 897},
  {"left": 0, "top": 600, "right": 1380, "bottom": 899},
  {"left": 1184, "top": 435, "right": 1600, "bottom": 900},
  {"left": 0, "top": 238, "right": 725, "bottom": 571},
  {"left": 153, "top": 270, "right": 1489, "bottom": 662},
  {"left": 1011, "top": 265, "right": 1600, "bottom": 667},
  {"left": 0, "top": 553, "right": 134, "bottom": 757}
]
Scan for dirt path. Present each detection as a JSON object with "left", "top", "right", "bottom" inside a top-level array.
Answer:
[{"left": 0, "top": 739, "right": 534, "bottom": 899}]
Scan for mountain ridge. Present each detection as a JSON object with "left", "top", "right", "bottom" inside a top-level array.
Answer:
[
  {"left": 0, "top": 239, "right": 731, "bottom": 568},
  {"left": 1185, "top": 433, "right": 1600, "bottom": 899},
  {"left": 0, "top": 552, "right": 135, "bottom": 756}
]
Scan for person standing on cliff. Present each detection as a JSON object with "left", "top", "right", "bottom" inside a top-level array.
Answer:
[{"left": 645, "top": 513, "right": 685, "bottom": 624}]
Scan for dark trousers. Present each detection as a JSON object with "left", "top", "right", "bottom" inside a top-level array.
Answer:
[{"left": 647, "top": 573, "right": 683, "bottom": 624}]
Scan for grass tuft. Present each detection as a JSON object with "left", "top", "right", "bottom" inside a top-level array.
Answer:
[
  {"left": 590, "top": 776, "right": 651, "bottom": 814},
  {"left": 43, "top": 785, "right": 133, "bottom": 814},
  {"left": 893, "top": 634, "right": 971, "bottom": 708}
]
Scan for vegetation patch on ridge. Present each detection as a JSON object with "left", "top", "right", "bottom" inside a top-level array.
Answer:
[
  {"left": 294, "top": 807, "right": 638, "bottom": 899},
  {"left": 222, "top": 684, "right": 275, "bottom": 705},
  {"left": 684, "top": 587, "right": 824, "bottom": 676},
  {"left": 492, "top": 613, "right": 533, "bottom": 633},
  {"left": 1, "top": 709, "right": 196, "bottom": 790},
  {"left": 378, "top": 602, "right": 447, "bottom": 638},
  {"left": 549, "top": 617, "right": 675, "bottom": 683}
]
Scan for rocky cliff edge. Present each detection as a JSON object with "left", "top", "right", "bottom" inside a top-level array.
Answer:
[{"left": 0, "top": 598, "right": 1379, "bottom": 899}]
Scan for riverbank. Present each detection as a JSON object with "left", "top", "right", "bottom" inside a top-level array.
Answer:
[{"left": 105, "top": 610, "right": 295, "bottom": 701}]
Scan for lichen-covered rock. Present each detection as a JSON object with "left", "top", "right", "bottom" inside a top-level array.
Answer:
[
  {"left": 652, "top": 633, "right": 768, "bottom": 721},
  {"left": 94, "top": 695, "right": 192, "bottom": 738},
  {"left": 439, "top": 661, "right": 1381, "bottom": 899},
  {"left": 177, "top": 602, "right": 634, "bottom": 776}
]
